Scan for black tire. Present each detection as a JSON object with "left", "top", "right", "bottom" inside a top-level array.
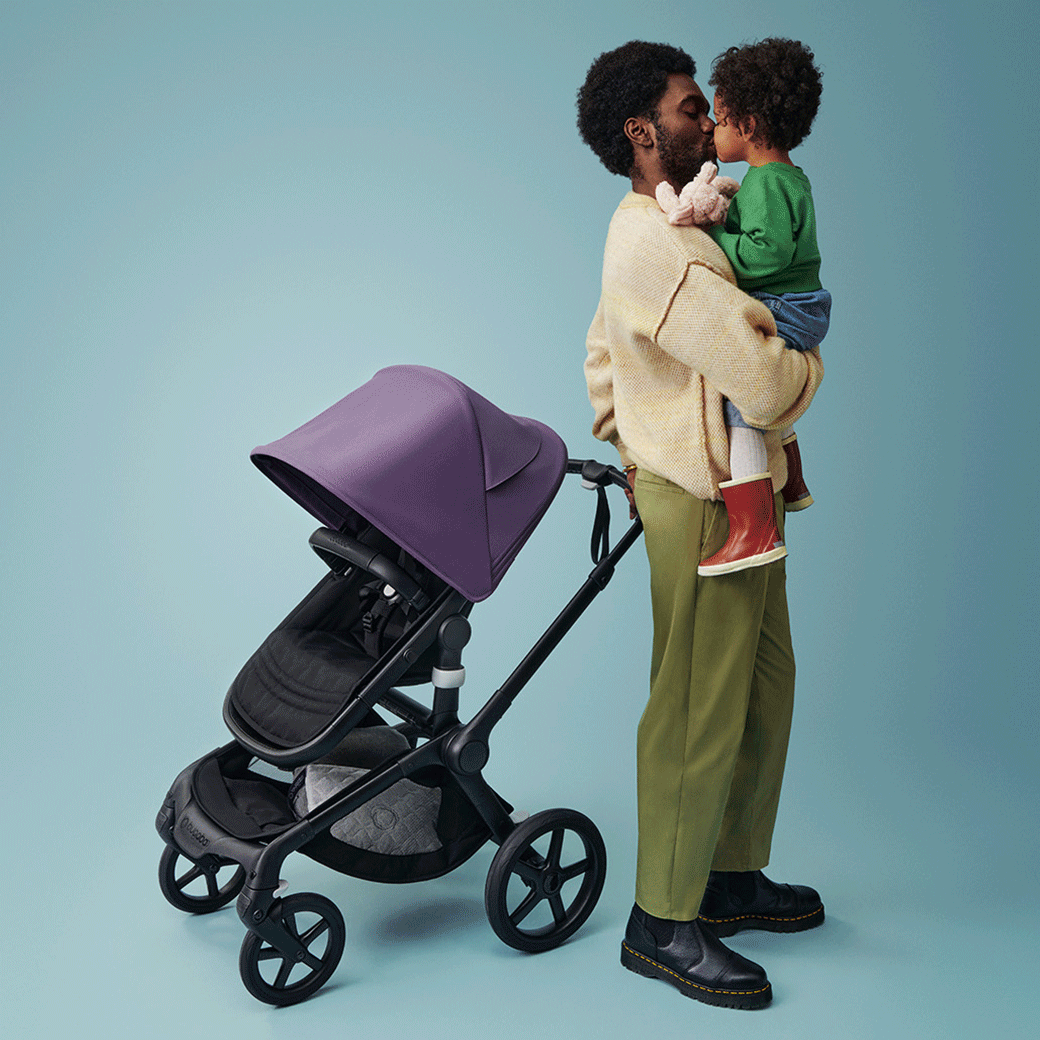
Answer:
[
  {"left": 158, "top": 845, "right": 246, "bottom": 914},
  {"left": 239, "top": 892, "right": 346, "bottom": 1006},
  {"left": 484, "top": 808, "right": 606, "bottom": 953}
]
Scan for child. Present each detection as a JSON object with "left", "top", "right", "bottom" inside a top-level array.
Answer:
[{"left": 658, "top": 38, "right": 830, "bottom": 576}]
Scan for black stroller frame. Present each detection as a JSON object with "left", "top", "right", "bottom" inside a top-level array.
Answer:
[{"left": 157, "top": 458, "right": 642, "bottom": 1005}]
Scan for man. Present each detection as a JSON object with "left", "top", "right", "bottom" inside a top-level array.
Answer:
[{"left": 577, "top": 41, "right": 826, "bottom": 1010}]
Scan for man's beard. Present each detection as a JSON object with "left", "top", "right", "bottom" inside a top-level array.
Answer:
[{"left": 652, "top": 119, "right": 714, "bottom": 186}]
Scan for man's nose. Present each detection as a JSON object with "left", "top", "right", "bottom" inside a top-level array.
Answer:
[{"left": 701, "top": 115, "right": 715, "bottom": 134}]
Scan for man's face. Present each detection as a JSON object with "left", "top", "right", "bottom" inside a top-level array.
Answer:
[{"left": 650, "top": 74, "right": 716, "bottom": 185}]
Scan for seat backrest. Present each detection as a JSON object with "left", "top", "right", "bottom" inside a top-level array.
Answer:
[{"left": 224, "top": 524, "right": 467, "bottom": 752}]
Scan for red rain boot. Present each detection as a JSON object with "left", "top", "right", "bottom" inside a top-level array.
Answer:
[
  {"left": 698, "top": 474, "right": 787, "bottom": 576},
  {"left": 780, "top": 433, "right": 813, "bottom": 512}
]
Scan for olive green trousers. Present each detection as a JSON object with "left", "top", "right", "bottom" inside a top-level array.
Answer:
[{"left": 633, "top": 469, "right": 796, "bottom": 921}]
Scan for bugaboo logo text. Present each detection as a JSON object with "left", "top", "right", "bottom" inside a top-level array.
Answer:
[{"left": 178, "top": 815, "right": 210, "bottom": 847}]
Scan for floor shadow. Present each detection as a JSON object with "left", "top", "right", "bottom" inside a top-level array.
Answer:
[
  {"left": 365, "top": 895, "right": 487, "bottom": 945},
  {"left": 724, "top": 913, "right": 852, "bottom": 956}
]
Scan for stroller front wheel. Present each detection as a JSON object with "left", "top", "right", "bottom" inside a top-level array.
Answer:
[
  {"left": 239, "top": 892, "right": 346, "bottom": 1006},
  {"left": 158, "top": 845, "right": 246, "bottom": 914},
  {"left": 484, "top": 808, "right": 606, "bottom": 953}
]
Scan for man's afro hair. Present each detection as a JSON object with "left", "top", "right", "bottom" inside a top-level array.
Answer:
[
  {"left": 709, "top": 38, "right": 822, "bottom": 152},
  {"left": 577, "top": 41, "right": 695, "bottom": 176}
]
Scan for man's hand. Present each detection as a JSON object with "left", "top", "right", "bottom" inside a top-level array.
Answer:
[{"left": 625, "top": 466, "right": 637, "bottom": 519}]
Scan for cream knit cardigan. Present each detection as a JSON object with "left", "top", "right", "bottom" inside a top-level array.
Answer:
[{"left": 585, "top": 191, "right": 825, "bottom": 501}]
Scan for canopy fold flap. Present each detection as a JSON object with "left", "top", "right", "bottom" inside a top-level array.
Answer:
[{"left": 466, "top": 388, "right": 542, "bottom": 490}]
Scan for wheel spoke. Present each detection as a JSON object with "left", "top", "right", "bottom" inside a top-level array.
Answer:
[
  {"left": 561, "top": 857, "right": 591, "bottom": 881},
  {"left": 205, "top": 870, "right": 219, "bottom": 898},
  {"left": 274, "top": 959, "right": 293, "bottom": 989},
  {"left": 300, "top": 919, "right": 330, "bottom": 948},
  {"left": 549, "top": 893, "right": 567, "bottom": 925},
  {"left": 284, "top": 911, "right": 299, "bottom": 940},
  {"left": 257, "top": 945, "right": 282, "bottom": 962},
  {"left": 547, "top": 829, "right": 564, "bottom": 870},
  {"left": 509, "top": 889, "right": 543, "bottom": 926},
  {"left": 176, "top": 864, "right": 204, "bottom": 889}
]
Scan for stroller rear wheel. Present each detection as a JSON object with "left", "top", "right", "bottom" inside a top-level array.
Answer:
[
  {"left": 158, "top": 846, "right": 246, "bottom": 914},
  {"left": 484, "top": 808, "right": 606, "bottom": 953},
  {"left": 239, "top": 892, "right": 346, "bottom": 1006}
]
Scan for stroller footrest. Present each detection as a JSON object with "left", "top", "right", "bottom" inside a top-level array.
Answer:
[{"left": 191, "top": 758, "right": 297, "bottom": 842}]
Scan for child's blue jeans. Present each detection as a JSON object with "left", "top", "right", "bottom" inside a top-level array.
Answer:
[{"left": 725, "top": 288, "right": 832, "bottom": 429}]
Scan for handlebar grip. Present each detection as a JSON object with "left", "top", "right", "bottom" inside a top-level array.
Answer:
[{"left": 567, "top": 457, "right": 631, "bottom": 492}]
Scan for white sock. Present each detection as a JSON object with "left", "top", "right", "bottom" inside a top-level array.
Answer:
[
  {"left": 780, "top": 424, "right": 795, "bottom": 441},
  {"left": 728, "top": 426, "right": 768, "bottom": 481}
]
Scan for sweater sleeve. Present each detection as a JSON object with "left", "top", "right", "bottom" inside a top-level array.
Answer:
[
  {"left": 584, "top": 299, "right": 634, "bottom": 466},
  {"left": 655, "top": 261, "right": 823, "bottom": 430},
  {"left": 708, "top": 168, "right": 795, "bottom": 285}
]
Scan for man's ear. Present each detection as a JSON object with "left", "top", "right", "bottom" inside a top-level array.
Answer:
[{"left": 624, "top": 115, "right": 655, "bottom": 151}]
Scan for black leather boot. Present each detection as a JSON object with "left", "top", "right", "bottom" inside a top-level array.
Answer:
[
  {"left": 620, "top": 904, "right": 771, "bottom": 1009},
  {"left": 699, "top": 870, "right": 824, "bottom": 937}
]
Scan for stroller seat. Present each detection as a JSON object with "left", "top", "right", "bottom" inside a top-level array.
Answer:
[
  {"left": 226, "top": 524, "right": 453, "bottom": 757},
  {"left": 228, "top": 628, "right": 375, "bottom": 750}
]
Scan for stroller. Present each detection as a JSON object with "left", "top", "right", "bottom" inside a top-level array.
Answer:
[{"left": 155, "top": 365, "right": 642, "bottom": 1005}]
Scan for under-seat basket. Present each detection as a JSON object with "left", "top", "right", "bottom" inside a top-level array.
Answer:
[
  {"left": 183, "top": 724, "right": 497, "bottom": 884},
  {"left": 289, "top": 725, "right": 498, "bottom": 883}
]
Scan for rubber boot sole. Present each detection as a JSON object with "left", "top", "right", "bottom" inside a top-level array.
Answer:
[
  {"left": 697, "top": 543, "right": 787, "bottom": 576},
  {"left": 699, "top": 903, "right": 825, "bottom": 938},
  {"left": 620, "top": 941, "right": 772, "bottom": 1010},
  {"left": 783, "top": 492, "right": 813, "bottom": 511}
]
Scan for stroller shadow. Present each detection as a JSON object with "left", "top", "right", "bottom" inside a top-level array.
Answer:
[{"left": 366, "top": 895, "right": 487, "bottom": 947}]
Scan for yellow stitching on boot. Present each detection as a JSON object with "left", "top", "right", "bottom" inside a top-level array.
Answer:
[
  {"left": 698, "top": 906, "right": 824, "bottom": 924},
  {"left": 621, "top": 943, "right": 771, "bottom": 997}
]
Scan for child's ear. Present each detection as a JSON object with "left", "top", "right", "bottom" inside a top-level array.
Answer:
[{"left": 740, "top": 115, "right": 757, "bottom": 141}]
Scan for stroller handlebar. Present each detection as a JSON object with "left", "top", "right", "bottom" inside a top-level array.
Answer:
[
  {"left": 309, "top": 528, "right": 430, "bottom": 612},
  {"left": 566, "top": 457, "right": 631, "bottom": 493},
  {"left": 566, "top": 458, "right": 641, "bottom": 565}
]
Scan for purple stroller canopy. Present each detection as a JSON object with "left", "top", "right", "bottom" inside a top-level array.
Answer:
[{"left": 251, "top": 366, "right": 568, "bottom": 602}]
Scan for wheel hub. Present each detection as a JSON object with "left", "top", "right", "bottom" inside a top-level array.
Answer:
[{"left": 542, "top": 871, "right": 562, "bottom": 896}]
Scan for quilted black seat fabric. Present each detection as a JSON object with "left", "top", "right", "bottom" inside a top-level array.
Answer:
[{"left": 228, "top": 629, "right": 375, "bottom": 749}]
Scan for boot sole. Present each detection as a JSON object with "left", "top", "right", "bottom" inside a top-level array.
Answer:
[
  {"left": 700, "top": 904, "right": 824, "bottom": 937},
  {"left": 783, "top": 494, "right": 813, "bottom": 512},
  {"left": 620, "top": 941, "right": 772, "bottom": 1010},
  {"left": 697, "top": 545, "right": 787, "bottom": 577}
]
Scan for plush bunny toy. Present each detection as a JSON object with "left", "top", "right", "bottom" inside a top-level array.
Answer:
[{"left": 655, "top": 161, "right": 741, "bottom": 227}]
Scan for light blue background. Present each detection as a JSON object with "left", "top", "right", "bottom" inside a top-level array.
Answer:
[{"left": 3, "top": 1, "right": 1037, "bottom": 1037}]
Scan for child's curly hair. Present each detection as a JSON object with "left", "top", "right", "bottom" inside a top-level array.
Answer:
[{"left": 709, "top": 38, "right": 821, "bottom": 152}]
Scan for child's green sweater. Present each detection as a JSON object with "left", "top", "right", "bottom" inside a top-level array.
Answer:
[{"left": 709, "top": 163, "right": 822, "bottom": 295}]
